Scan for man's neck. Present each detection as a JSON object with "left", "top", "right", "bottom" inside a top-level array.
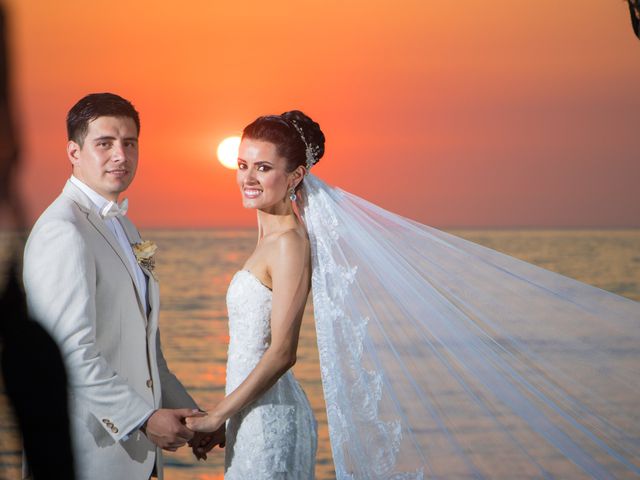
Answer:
[
  {"left": 70, "top": 175, "right": 119, "bottom": 210},
  {"left": 71, "top": 175, "right": 118, "bottom": 203}
]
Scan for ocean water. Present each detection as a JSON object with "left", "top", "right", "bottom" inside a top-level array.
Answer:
[{"left": 0, "top": 228, "right": 638, "bottom": 480}]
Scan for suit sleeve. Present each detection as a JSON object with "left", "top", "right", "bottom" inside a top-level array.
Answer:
[
  {"left": 155, "top": 328, "right": 198, "bottom": 409},
  {"left": 23, "top": 219, "right": 154, "bottom": 441}
]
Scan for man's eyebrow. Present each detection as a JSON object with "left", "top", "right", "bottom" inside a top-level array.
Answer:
[
  {"left": 91, "top": 136, "right": 138, "bottom": 142},
  {"left": 92, "top": 135, "right": 116, "bottom": 142}
]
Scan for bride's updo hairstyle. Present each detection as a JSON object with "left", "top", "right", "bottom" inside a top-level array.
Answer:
[{"left": 242, "top": 110, "right": 325, "bottom": 189}]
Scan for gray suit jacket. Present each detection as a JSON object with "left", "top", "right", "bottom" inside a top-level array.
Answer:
[{"left": 23, "top": 180, "right": 197, "bottom": 480}]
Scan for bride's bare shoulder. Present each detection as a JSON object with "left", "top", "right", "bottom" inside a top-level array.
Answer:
[
  {"left": 265, "top": 228, "right": 311, "bottom": 277},
  {"left": 272, "top": 227, "right": 309, "bottom": 252}
]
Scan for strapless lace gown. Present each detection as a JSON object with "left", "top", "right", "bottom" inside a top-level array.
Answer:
[{"left": 224, "top": 270, "right": 318, "bottom": 479}]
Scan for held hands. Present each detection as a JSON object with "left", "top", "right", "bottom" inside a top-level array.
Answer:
[
  {"left": 142, "top": 408, "right": 205, "bottom": 452},
  {"left": 189, "top": 424, "right": 226, "bottom": 460},
  {"left": 185, "top": 412, "right": 226, "bottom": 460},
  {"left": 185, "top": 410, "right": 225, "bottom": 433},
  {"left": 185, "top": 410, "right": 227, "bottom": 460},
  {"left": 141, "top": 408, "right": 226, "bottom": 459}
]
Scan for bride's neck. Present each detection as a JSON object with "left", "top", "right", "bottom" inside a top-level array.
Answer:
[{"left": 256, "top": 209, "right": 300, "bottom": 238}]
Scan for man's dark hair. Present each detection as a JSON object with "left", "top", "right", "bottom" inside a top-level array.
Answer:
[{"left": 66, "top": 92, "right": 140, "bottom": 146}]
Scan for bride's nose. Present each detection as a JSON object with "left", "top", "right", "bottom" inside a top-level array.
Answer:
[{"left": 243, "top": 166, "right": 260, "bottom": 184}]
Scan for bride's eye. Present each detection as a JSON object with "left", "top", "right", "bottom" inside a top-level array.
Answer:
[{"left": 257, "top": 165, "right": 271, "bottom": 172}]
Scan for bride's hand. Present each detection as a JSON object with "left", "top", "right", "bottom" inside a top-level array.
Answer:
[{"left": 185, "top": 411, "right": 224, "bottom": 432}]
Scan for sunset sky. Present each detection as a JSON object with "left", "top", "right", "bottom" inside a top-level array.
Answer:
[{"left": 4, "top": 0, "right": 639, "bottom": 227}]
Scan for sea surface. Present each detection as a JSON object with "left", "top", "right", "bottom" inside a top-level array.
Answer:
[{"left": 1, "top": 228, "right": 638, "bottom": 480}]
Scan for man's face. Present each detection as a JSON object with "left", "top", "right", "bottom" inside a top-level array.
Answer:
[{"left": 67, "top": 116, "right": 139, "bottom": 201}]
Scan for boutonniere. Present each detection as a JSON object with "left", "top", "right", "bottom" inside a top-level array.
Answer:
[{"left": 132, "top": 240, "right": 157, "bottom": 279}]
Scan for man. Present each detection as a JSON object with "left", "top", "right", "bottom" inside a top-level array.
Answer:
[{"left": 23, "top": 93, "right": 223, "bottom": 479}]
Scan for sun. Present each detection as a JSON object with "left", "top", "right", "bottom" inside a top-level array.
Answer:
[{"left": 217, "top": 136, "right": 241, "bottom": 170}]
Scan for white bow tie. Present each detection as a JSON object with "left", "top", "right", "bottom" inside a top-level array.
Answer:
[{"left": 100, "top": 199, "right": 128, "bottom": 219}]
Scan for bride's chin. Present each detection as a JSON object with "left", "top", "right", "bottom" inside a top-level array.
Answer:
[{"left": 242, "top": 196, "right": 271, "bottom": 209}]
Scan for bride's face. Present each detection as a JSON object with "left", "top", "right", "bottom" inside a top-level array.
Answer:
[{"left": 236, "top": 137, "right": 293, "bottom": 211}]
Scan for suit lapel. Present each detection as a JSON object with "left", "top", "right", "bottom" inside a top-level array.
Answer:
[{"left": 62, "top": 181, "right": 147, "bottom": 317}]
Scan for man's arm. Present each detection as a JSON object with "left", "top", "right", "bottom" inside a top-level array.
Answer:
[{"left": 23, "top": 219, "right": 153, "bottom": 441}]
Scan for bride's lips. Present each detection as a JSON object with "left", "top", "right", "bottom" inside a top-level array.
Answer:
[{"left": 243, "top": 188, "right": 262, "bottom": 199}]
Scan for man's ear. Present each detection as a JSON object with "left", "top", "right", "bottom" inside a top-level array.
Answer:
[{"left": 67, "top": 140, "right": 81, "bottom": 167}]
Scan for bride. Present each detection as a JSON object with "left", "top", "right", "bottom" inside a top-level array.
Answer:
[
  {"left": 187, "top": 111, "right": 320, "bottom": 477},
  {"left": 187, "top": 111, "right": 640, "bottom": 479}
]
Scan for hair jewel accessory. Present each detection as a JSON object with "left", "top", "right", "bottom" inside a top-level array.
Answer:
[{"left": 290, "top": 120, "right": 320, "bottom": 170}]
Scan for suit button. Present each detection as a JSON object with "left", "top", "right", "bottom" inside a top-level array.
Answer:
[
  {"left": 102, "top": 418, "right": 109, "bottom": 424},
  {"left": 146, "top": 379, "right": 153, "bottom": 388},
  {"left": 112, "top": 427, "right": 119, "bottom": 433}
]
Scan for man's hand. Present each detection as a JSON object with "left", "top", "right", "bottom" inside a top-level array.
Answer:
[
  {"left": 189, "top": 424, "right": 226, "bottom": 460},
  {"left": 142, "top": 408, "right": 205, "bottom": 451}
]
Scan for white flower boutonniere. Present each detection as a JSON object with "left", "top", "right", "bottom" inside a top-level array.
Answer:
[{"left": 132, "top": 240, "right": 157, "bottom": 279}]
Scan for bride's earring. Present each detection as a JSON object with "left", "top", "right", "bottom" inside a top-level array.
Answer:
[{"left": 289, "top": 188, "right": 297, "bottom": 202}]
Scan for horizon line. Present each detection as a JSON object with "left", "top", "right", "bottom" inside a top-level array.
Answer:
[{"left": 133, "top": 224, "right": 640, "bottom": 231}]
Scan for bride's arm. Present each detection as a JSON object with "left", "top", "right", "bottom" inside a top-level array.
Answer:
[{"left": 187, "top": 230, "right": 311, "bottom": 432}]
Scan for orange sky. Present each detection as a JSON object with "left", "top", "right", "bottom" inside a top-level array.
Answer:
[{"left": 4, "top": 0, "right": 640, "bottom": 227}]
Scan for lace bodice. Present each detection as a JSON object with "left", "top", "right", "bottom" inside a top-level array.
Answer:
[
  {"left": 226, "top": 270, "right": 274, "bottom": 394},
  {"left": 223, "top": 270, "right": 317, "bottom": 479}
]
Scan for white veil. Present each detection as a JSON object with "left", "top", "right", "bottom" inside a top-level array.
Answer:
[{"left": 300, "top": 173, "right": 640, "bottom": 479}]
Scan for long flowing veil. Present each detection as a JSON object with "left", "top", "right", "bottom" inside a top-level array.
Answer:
[{"left": 300, "top": 173, "right": 640, "bottom": 479}]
